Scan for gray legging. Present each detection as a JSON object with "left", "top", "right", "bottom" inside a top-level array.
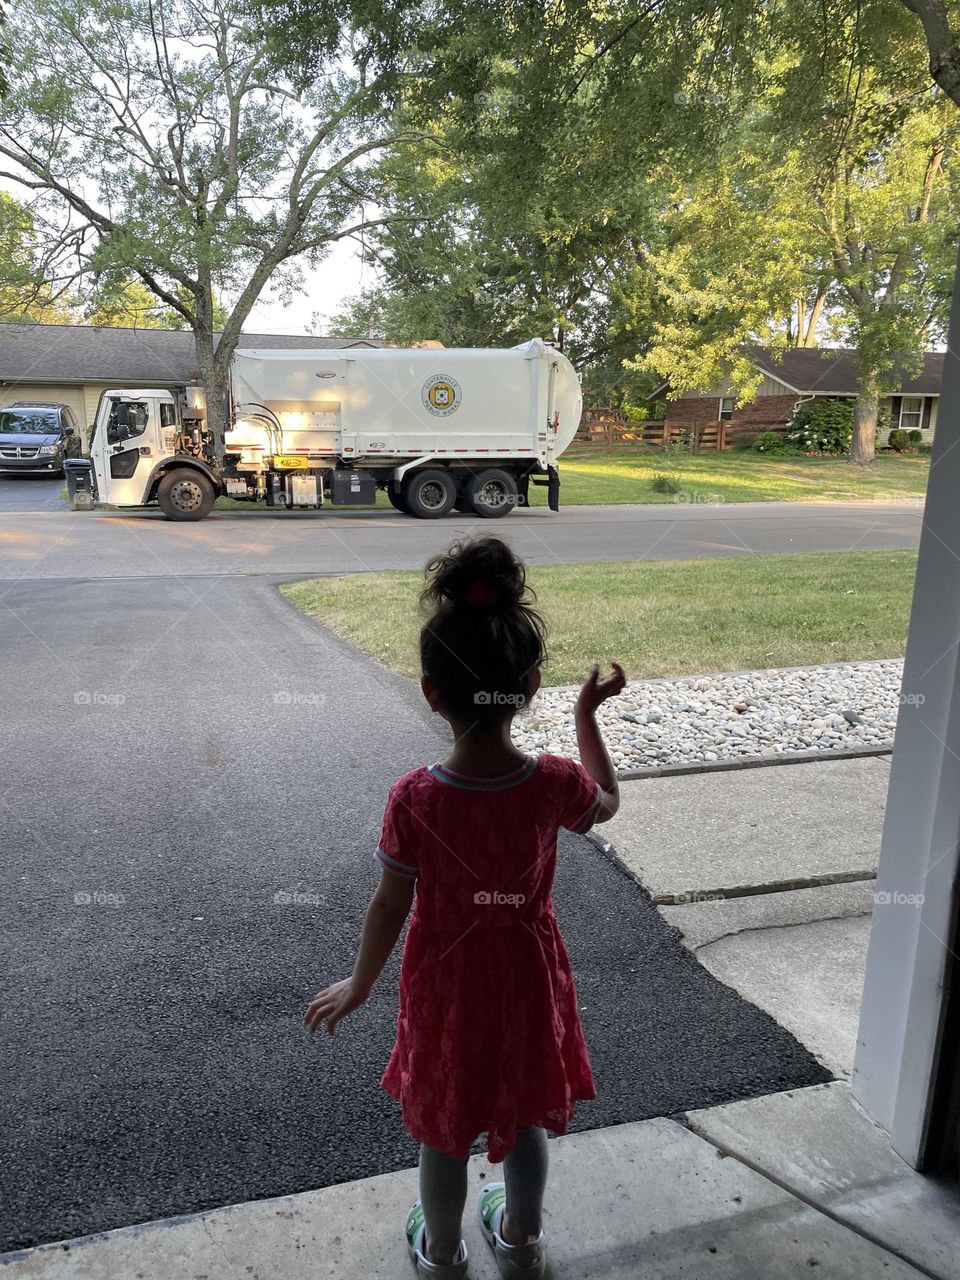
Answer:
[{"left": 419, "top": 1125, "right": 549, "bottom": 1265}]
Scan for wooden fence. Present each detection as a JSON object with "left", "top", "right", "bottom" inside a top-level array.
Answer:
[{"left": 573, "top": 409, "right": 793, "bottom": 454}]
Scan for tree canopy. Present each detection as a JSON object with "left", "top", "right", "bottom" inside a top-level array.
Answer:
[{"left": 0, "top": 0, "right": 429, "bottom": 440}]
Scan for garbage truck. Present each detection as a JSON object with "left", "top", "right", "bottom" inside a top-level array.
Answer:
[{"left": 79, "top": 339, "right": 582, "bottom": 521}]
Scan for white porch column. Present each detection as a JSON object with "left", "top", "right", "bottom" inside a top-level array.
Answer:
[{"left": 852, "top": 258, "right": 960, "bottom": 1166}]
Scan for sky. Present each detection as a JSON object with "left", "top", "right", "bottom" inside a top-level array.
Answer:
[{"left": 244, "top": 236, "right": 372, "bottom": 336}]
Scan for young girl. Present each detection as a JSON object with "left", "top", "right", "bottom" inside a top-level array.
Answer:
[{"left": 305, "top": 536, "right": 624, "bottom": 1279}]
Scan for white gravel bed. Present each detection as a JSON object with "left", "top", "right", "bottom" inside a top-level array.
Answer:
[{"left": 513, "top": 660, "right": 903, "bottom": 773}]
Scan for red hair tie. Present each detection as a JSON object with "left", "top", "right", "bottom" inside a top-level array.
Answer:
[{"left": 465, "top": 579, "right": 499, "bottom": 606}]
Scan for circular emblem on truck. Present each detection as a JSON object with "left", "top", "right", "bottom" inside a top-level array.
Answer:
[{"left": 422, "top": 374, "right": 461, "bottom": 417}]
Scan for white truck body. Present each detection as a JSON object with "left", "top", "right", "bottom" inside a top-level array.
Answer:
[{"left": 85, "top": 339, "right": 582, "bottom": 521}]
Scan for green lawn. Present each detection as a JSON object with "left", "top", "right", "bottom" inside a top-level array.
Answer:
[
  {"left": 551, "top": 448, "right": 929, "bottom": 505},
  {"left": 282, "top": 550, "right": 917, "bottom": 684},
  {"left": 211, "top": 450, "right": 928, "bottom": 513}
]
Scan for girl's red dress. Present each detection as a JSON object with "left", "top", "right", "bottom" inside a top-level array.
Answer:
[{"left": 376, "top": 753, "right": 600, "bottom": 1161}]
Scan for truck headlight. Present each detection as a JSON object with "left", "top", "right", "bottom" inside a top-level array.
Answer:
[{"left": 38, "top": 444, "right": 60, "bottom": 455}]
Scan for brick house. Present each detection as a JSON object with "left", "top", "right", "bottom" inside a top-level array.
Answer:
[{"left": 652, "top": 347, "right": 944, "bottom": 444}]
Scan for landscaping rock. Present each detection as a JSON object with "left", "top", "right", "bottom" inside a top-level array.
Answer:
[{"left": 512, "top": 660, "right": 901, "bottom": 774}]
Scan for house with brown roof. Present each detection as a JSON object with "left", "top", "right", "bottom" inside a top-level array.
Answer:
[
  {"left": 653, "top": 347, "right": 944, "bottom": 444},
  {"left": 0, "top": 323, "right": 384, "bottom": 433}
]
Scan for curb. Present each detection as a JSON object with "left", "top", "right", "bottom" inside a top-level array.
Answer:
[{"left": 615, "top": 744, "right": 892, "bottom": 782}]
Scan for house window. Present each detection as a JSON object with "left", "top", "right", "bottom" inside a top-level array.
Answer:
[
  {"left": 719, "top": 397, "right": 735, "bottom": 421},
  {"left": 899, "top": 396, "right": 924, "bottom": 432}
]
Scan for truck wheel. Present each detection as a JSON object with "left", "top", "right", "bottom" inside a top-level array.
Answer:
[
  {"left": 402, "top": 469, "right": 456, "bottom": 519},
  {"left": 157, "top": 469, "right": 216, "bottom": 521},
  {"left": 387, "top": 484, "right": 408, "bottom": 513},
  {"left": 465, "top": 469, "right": 518, "bottom": 518}
]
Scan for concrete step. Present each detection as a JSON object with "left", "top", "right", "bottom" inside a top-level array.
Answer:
[{"left": 1, "top": 1103, "right": 941, "bottom": 1279}]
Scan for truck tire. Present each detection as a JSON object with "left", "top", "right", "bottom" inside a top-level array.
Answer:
[
  {"left": 402, "top": 468, "right": 456, "bottom": 519},
  {"left": 387, "top": 483, "right": 408, "bottom": 513},
  {"left": 465, "top": 469, "right": 518, "bottom": 518},
  {"left": 157, "top": 468, "right": 216, "bottom": 521}
]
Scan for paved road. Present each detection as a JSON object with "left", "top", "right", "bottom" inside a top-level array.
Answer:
[
  {"left": 0, "top": 475, "right": 68, "bottom": 512},
  {"left": 0, "top": 575, "right": 829, "bottom": 1252},
  {"left": 0, "top": 500, "right": 922, "bottom": 581}
]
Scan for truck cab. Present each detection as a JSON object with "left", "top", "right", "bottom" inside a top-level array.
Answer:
[{"left": 89, "top": 388, "right": 220, "bottom": 517}]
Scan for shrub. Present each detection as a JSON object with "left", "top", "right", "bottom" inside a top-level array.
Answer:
[
  {"left": 651, "top": 472, "right": 682, "bottom": 494},
  {"left": 888, "top": 429, "right": 910, "bottom": 452},
  {"left": 787, "top": 399, "right": 853, "bottom": 454},
  {"left": 908, "top": 429, "right": 923, "bottom": 445},
  {"left": 751, "top": 430, "right": 800, "bottom": 454},
  {"left": 620, "top": 401, "right": 650, "bottom": 423}
]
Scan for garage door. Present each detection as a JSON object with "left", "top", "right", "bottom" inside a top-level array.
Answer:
[{"left": 0, "top": 383, "right": 87, "bottom": 425}]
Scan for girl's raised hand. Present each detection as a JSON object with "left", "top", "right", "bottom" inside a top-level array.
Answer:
[
  {"left": 576, "top": 662, "right": 627, "bottom": 714},
  {"left": 305, "top": 976, "right": 369, "bottom": 1036}
]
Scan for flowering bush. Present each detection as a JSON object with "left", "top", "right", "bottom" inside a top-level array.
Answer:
[{"left": 787, "top": 400, "right": 853, "bottom": 455}]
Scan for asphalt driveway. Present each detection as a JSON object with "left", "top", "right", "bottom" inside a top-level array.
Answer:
[
  {"left": 0, "top": 475, "right": 68, "bottom": 512},
  {"left": 0, "top": 575, "right": 830, "bottom": 1252}
]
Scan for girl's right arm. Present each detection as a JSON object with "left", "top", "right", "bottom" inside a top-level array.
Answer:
[
  {"left": 304, "top": 867, "right": 415, "bottom": 1036},
  {"left": 575, "top": 662, "right": 626, "bottom": 822}
]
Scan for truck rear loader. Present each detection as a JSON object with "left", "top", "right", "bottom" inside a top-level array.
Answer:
[{"left": 85, "top": 339, "right": 582, "bottom": 521}]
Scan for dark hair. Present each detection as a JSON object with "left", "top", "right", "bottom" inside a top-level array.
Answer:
[{"left": 420, "top": 537, "right": 547, "bottom": 725}]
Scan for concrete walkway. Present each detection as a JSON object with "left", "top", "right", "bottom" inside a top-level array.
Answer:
[
  {"left": 596, "top": 755, "right": 890, "bottom": 1076},
  {"left": 3, "top": 1083, "right": 955, "bottom": 1278}
]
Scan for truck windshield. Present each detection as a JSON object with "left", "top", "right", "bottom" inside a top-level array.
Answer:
[{"left": 0, "top": 410, "right": 60, "bottom": 434}]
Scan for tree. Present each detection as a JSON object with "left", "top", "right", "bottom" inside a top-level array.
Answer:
[
  {"left": 0, "top": 0, "right": 425, "bottom": 448},
  {"left": 81, "top": 276, "right": 231, "bottom": 330},
  {"left": 0, "top": 191, "right": 74, "bottom": 322},
  {"left": 900, "top": 0, "right": 960, "bottom": 103},
  {"left": 633, "top": 2, "right": 957, "bottom": 463}
]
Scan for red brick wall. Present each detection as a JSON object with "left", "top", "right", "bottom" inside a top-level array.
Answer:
[
  {"left": 730, "top": 394, "right": 797, "bottom": 427},
  {"left": 665, "top": 393, "right": 798, "bottom": 431},
  {"left": 664, "top": 396, "right": 720, "bottom": 427}
]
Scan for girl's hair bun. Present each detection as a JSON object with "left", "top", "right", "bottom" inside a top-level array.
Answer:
[
  {"left": 419, "top": 537, "right": 547, "bottom": 724},
  {"left": 421, "top": 537, "right": 527, "bottom": 610}
]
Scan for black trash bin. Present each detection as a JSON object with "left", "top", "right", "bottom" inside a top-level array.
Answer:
[{"left": 64, "top": 457, "right": 95, "bottom": 510}]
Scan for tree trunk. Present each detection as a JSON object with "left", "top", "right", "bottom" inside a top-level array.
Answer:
[
  {"left": 802, "top": 289, "right": 827, "bottom": 346},
  {"left": 851, "top": 383, "right": 879, "bottom": 465},
  {"left": 192, "top": 275, "right": 230, "bottom": 459},
  {"left": 194, "top": 327, "right": 229, "bottom": 459}
]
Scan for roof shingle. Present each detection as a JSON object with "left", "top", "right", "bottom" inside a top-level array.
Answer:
[
  {"left": 0, "top": 323, "right": 384, "bottom": 386},
  {"left": 748, "top": 345, "right": 943, "bottom": 396}
]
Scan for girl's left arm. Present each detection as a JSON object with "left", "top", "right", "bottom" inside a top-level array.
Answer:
[{"left": 305, "top": 867, "right": 416, "bottom": 1036}]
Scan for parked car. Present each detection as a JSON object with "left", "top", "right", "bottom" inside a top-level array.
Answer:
[{"left": 0, "top": 402, "right": 83, "bottom": 477}]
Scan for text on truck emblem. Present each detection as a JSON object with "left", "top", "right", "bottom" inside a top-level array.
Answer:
[{"left": 422, "top": 374, "right": 462, "bottom": 417}]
